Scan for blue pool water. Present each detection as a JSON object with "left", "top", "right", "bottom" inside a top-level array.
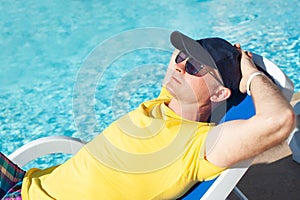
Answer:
[{"left": 0, "top": 0, "right": 299, "bottom": 168}]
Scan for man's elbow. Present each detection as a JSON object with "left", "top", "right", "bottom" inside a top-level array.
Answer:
[{"left": 273, "top": 107, "right": 296, "bottom": 142}]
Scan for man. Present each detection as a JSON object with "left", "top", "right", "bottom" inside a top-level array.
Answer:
[{"left": 1, "top": 31, "right": 295, "bottom": 199}]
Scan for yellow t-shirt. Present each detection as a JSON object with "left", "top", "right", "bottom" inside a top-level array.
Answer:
[{"left": 22, "top": 88, "right": 225, "bottom": 199}]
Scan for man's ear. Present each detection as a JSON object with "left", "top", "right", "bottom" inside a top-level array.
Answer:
[{"left": 210, "top": 86, "right": 231, "bottom": 102}]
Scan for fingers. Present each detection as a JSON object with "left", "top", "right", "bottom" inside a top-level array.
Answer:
[
  {"left": 234, "top": 43, "right": 241, "bottom": 49},
  {"left": 244, "top": 51, "right": 253, "bottom": 58},
  {"left": 234, "top": 43, "right": 253, "bottom": 58}
]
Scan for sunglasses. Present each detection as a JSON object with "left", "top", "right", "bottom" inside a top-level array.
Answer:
[{"left": 175, "top": 50, "right": 224, "bottom": 85}]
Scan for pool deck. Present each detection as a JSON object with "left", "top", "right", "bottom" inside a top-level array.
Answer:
[{"left": 228, "top": 92, "right": 300, "bottom": 200}]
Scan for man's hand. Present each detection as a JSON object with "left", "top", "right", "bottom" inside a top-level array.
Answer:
[{"left": 234, "top": 43, "right": 260, "bottom": 94}]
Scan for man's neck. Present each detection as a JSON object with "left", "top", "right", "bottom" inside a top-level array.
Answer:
[{"left": 167, "top": 98, "right": 211, "bottom": 122}]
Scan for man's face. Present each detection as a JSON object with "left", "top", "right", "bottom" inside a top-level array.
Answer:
[{"left": 164, "top": 49, "right": 223, "bottom": 105}]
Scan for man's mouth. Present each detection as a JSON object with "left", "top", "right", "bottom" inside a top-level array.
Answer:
[{"left": 171, "top": 76, "right": 181, "bottom": 84}]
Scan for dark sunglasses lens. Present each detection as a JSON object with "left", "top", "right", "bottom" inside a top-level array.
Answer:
[
  {"left": 186, "top": 59, "right": 204, "bottom": 75},
  {"left": 175, "top": 52, "right": 205, "bottom": 76},
  {"left": 185, "top": 61, "right": 199, "bottom": 75},
  {"left": 175, "top": 51, "right": 187, "bottom": 63}
]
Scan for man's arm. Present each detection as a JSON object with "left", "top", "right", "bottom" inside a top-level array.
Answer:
[{"left": 205, "top": 48, "right": 296, "bottom": 168}]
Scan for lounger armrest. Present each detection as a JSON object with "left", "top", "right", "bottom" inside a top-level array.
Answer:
[
  {"left": 200, "top": 159, "right": 252, "bottom": 200},
  {"left": 289, "top": 128, "right": 300, "bottom": 164},
  {"left": 8, "top": 136, "right": 86, "bottom": 167},
  {"left": 288, "top": 102, "right": 300, "bottom": 164}
]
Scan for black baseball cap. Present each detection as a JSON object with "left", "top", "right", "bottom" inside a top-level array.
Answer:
[{"left": 170, "top": 31, "right": 242, "bottom": 96}]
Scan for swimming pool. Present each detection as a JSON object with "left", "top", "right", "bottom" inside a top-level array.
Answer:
[{"left": 0, "top": 0, "right": 299, "bottom": 168}]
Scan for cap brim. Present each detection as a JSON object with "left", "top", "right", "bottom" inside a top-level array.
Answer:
[{"left": 170, "top": 31, "right": 217, "bottom": 69}]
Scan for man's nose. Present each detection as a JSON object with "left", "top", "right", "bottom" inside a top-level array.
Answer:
[{"left": 174, "top": 61, "right": 186, "bottom": 74}]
